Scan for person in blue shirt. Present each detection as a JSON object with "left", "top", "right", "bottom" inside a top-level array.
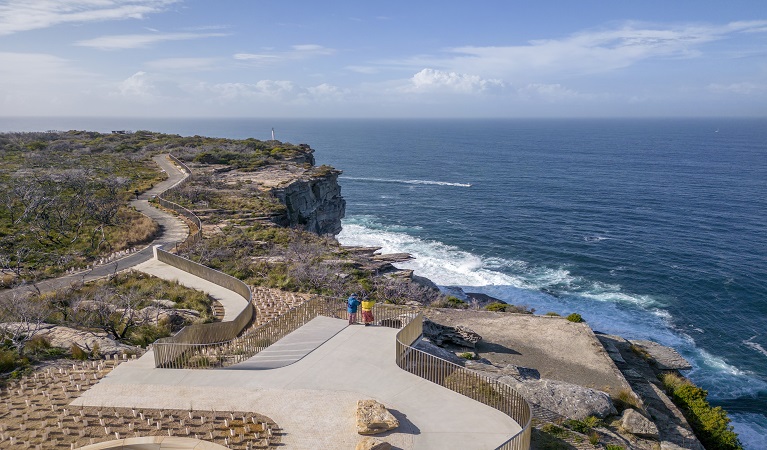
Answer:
[{"left": 347, "top": 293, "right": 361, "bottom": 325}]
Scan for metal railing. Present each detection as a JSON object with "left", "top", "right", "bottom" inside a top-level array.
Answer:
[
  {"left": 155, "top": 154, "right": 202, "bottom": 250},
  {"left": 154, "top": 294, "right": 417, "bottom": 369},
  {"left": 395, "top": 312, "right": 532, "bottom": 450},
  {"left": 152, "top": 250, "right": 254, "bottom": 368}
]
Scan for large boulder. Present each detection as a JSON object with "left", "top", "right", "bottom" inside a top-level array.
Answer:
[
  {"left": 356, "top": 437, "right": 392, "bottom": 450},
  {"left": 500, "top": 378, "right": 617, "bottom": 420},
  {"left": 356, "top": 400, "right": 399, "bottom": 435},
  {"left": 422, "top": 319, "right": 482, "bottom": 348},
  {"left": 620, "top": 408, "right": 659, "bottom": 439}
]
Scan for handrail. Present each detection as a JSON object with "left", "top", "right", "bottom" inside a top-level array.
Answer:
[
  {"left": 395, "top": 312, "right": 532, "bottom": 450},
  {"left": 154, "top": 295, "right": 416, "bottom": 369},
  {"left": 155, "top": 154, "right": 202, "bottom": 251},
  {"left": 152, "top": 247, "right": 254, "bottom": 368}
]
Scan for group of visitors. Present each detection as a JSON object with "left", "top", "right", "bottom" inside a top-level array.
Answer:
[{"left": 346, "top": 293, "right": 374, "bottom": 326}]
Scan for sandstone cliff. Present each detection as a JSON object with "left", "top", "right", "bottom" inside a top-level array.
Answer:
[{"left": 271, "top": 169, "right": 346, "bottom": 235}]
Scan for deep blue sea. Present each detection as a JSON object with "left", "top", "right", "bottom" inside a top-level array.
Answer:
[{"left": 2, "top": 117, "right": 766, "bottom": 448}]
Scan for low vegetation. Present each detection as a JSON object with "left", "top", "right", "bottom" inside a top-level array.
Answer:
[
  {"left": 0, "top": 272, "right": 214, "bottom": 374},
  {"left": 566, "top": 313, "right": 584, "bottom": 323},
  {"left": 484, "top": 301, "right": 535, "bottom": 314},
  {"left": 660, "top": 372, "right": 742, "bottom": 450}
]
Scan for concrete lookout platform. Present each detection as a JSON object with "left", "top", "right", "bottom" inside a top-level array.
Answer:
[{"left": 72, "top": 317, "right": 521, "bottom": 450}]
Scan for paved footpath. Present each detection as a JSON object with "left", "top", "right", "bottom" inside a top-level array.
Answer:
[
  {"left": 0, "top": 155, "right": 188, "bottom": 300},
  {"left": 73, "top": 318, "right": 521, "bottom": 450}
]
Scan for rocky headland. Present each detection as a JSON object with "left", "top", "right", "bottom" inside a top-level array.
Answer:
[{"left": 0, "top": 131, "right": 737, "bottom": 450}]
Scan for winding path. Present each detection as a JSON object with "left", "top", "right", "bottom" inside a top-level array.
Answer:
[{"left": 0, "top": 155, "right": 188, "bottom": 300}]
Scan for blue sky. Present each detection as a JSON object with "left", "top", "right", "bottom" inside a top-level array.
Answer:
[{"left": 1, "top": 0, "right": 765, "bottom": 118}]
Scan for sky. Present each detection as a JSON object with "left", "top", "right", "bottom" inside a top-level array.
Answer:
[{"left": 0, "top": 0, "right": 766, "bottom": 118}]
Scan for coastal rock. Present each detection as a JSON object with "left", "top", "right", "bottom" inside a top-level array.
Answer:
[
  {"left": 371, "top": 253, "right": 412, "bottom": 263},
  {"left": 629, "top": 339, "right": 692, "bottom": 371},
  {"left": 422, "top": 319, "right": 482, "bottom": 348},
  {"left": 356, "top": 437, "right": 391, "bottom": 450},
  {"left": 499, "top": 378, "right": 617, "bottom": 420},
  {"left": 271, "top": 171, "right": 346, "bottom": 235},
  {"left": 356, "top": 400, "right": 399, "bottom": 435},
  {"left": 620, "top": 408, "right": 659, "bottom": 439}
]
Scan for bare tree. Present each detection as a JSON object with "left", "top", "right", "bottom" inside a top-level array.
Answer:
[
  {"left": 0, "top": 292, "right": 52, "bottom": 356},
  {"left": 71, "top": 286, "right": 150, "bottom": 341}
]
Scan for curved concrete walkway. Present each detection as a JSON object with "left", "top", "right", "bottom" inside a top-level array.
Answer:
[
  {"left": 133, "top": 256, "right": 249, "bottom": 322},
  {"left": 0, "top": 155, "right": 189, "bottom": 300},
  {"left": 72, "top": 318, "right": 521, "bottom": 450}
]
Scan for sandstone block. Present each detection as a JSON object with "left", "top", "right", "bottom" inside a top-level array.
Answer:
[
  {"left": 356, "top": 437, "right": 392, "bottom": 450},
  {"left": 356, "top": 400, "right": 399, "bottom": 435}
]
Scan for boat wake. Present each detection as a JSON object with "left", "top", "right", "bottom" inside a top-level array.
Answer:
[{"left": 342, "top": 176, "right": 472, "bottom": 187}]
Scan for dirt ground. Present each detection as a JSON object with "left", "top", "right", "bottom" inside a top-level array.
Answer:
[{"left": 424, "top": 309, "right": 632, "bottom": 396}]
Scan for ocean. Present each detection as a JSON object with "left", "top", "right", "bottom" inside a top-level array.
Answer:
[{"left": 2, "top": 117, "right": 766, "bottom": 448}]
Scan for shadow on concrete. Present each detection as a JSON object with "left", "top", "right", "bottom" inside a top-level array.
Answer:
[
  {"left": 381, "top": 409, "right": 420, "bottom": 437},
  {"left": 476, "top": 341, "right": 521, "bottom": 355}
]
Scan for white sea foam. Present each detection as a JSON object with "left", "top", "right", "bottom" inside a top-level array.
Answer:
[
  {"left": 744, "top": 336, "right": 767, "bottom": 358},
  {"left": 338, "top": 216, "right": 767, "bottom": 410},
  {"left": 730, "top": 413, "right": 767, "bottom": 450},
  {"left": 342, "top": 176, "right": 472, "bottom": 187}
]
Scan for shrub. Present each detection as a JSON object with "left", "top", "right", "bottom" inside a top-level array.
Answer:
[
  {"left": 0, "top": 347, "right": 28, "bottom": 373},
  {"left": 605, "top": 445, "right": 625, "bottom": 450},
  {"left": 70, "top": 344, "right": 88, "bottom": 360},
  {"left": 566, "top": 313, "right": 583, "bottom": 323},
  {"left": 485, "top": 302, "right": 510, "bottom": 312},
  {"left": 540, "top": 423, "right": 570, "bottom": 439},
  {"left": 588, "top": 431, "right": 600, "bottom": 445},
  {"left": 661, "top": 373, "right": 742, "bottom": 450},
  {"left": 544, "top": 311, "right": 561, "bottom": 317},
  {"left": 458, "top": 352, "right": 474, "bottom": 360},
  {"left": 563, "top": 416, "right": 602, "bottom": 434},
  {"left": 613, "top": 388, "right": 641, "bottom": 411},
  {"left": 128, "top": 324, "right": 171, "bottom": 348}
]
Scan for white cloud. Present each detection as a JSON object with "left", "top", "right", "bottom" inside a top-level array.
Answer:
[
  {"left": 405, "top": 68, "right": 505, "bottom": 94},
  {"left": 707, "top": 82, "right": 767, "bottom": 95},
  {"left": 307, "top": 83, "right": 344, "bottom": 99},
  {"left": 0, "top": 0, "right": 179, "bottom": 36},
  {"left": 518, "top": 83, "right": 583, "bottom": 101},
  {"left": 145, "top": 57, "right": 219, "bottom": 71},
  {"left": 113, "top": 71, "right": 157, "bottom": 100},
  {"left": 76, "top": 32, "right": 229, "bottom": 50},
  {"left": 385, "top": 20, "right": 767, "bottom": 80},
  {"left": 345, "top": 65, "right": 379, "bottom": 74},
  {"left": 233, "top": 45, "right": 336, "bottom": 64}
]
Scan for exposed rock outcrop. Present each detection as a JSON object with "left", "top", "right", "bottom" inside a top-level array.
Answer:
[
  {"left": 356, "top": 400, "right": 399, "bottom": 435},
  {"left": 498, "top": 378, "right": 617, "bottom": 420},
  {"left": 0, "top": 323, "right": 134, "bottom": 356},
  {"left": 272, "top": 171, "right": 346, "bottom": 235},
  {"left": 620, "top": 408, "right": 660, "bottom": 439},
  {"left": 422, "top": 318, "right": 482, "bottom": 348},
  {"left": 629, "top": 339, "right": 692, "bottom": 371}
]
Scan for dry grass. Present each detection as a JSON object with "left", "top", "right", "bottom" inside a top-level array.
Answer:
[{"left": 111, "top": 208, "right": 159, "bottom": 251}]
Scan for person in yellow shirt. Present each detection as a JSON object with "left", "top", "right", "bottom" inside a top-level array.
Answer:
[{"left": 361, "top": 298, "right": 375, "bottom": 326}]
